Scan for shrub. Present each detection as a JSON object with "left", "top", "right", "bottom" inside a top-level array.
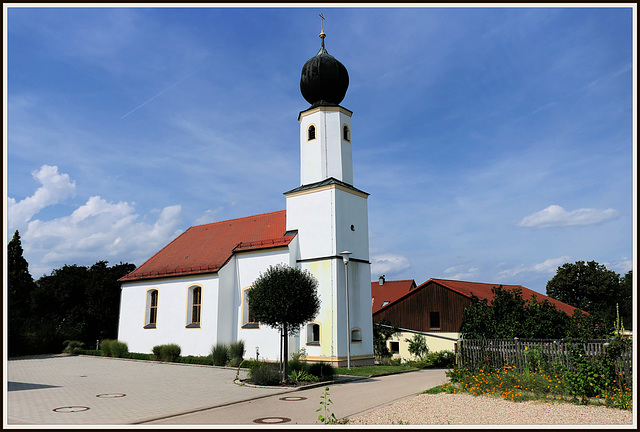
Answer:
[
  {"left": 176, "top": 355, "right": 213, "bottom": 365},
  {"left": 249, "top": 363, "right": 281, "bottom": 386},
  {"left": 110, "top": 341, "right": 129, "bottom": 358},
  {"left": 307, "top": 362, "right": 336, "bottom": 381},
  {"left": 100, "top": 339, "right": 114, "bottom": 357},
  {"left": 211, "top": 343, "right": 230, "bottom": 366},
  {"left": 229, "top": 340, "right": 245, "bottom": 363},
  {"left": 62, "top": 340, "right": 85, "bottom": 355},
  {"left": 405, "top": 334, "right": 429, "bottom": 360},
  {"left": 152, "top": 344, "right": 181, "bottom": 362}
]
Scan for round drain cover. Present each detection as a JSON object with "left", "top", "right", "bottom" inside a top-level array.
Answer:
[
  {"left": 279, "top": 396, "right": 307, "bottom": 401},
  {"left": 253, "top": 417, "right": 291, "bottom": 424},
  {"left": 53, "top": 406, "right": 90, "bottom": 413},
  {"left": 96, "top": 393, "right": 126, "bottom": 398}
]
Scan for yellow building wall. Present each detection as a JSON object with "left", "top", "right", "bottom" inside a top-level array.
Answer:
[{"left": 388, "top": 331, "right": 459, "bottom": 361}]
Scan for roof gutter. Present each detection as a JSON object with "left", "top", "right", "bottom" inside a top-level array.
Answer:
[{"left": 376, "top": 323, "right": 460, "bottom": 341}]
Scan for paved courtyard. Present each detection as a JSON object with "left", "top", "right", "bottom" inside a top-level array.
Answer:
[{"left": 5, "top": 355, "right": 293, "bottom": 425}]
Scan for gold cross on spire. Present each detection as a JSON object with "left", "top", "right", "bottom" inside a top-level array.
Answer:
[{"left": 319, "top": 13, "right": 326, "bottom": 47}]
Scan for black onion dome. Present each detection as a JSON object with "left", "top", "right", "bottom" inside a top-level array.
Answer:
[{"left": 300, "top": 34, "right": 349, "bottom": 107}]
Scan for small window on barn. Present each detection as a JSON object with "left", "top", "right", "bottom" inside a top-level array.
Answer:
[
  {"left": 381, "top": 301, "right": 390, "bottom": 307},
  {"left": 389, "top": 341, "right": 399, "bottom": 354},
  {"left": 430, "top": 311, "right": 440, "bottom": 330},
  {"left": 307, "top": 124, "right": 316, "bottom": 141}
]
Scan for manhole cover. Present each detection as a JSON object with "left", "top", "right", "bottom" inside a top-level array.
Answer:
[
  {"left": 253, "top": 417, "right": 291, "bottom": 424},
  {"left": 53, "top": 406, "right": 90, "bottom": 413},
  {"left": 96, "top": 393, "right": 126, "bottom": 398},
  {"left": 279, "top": 396, "right": 307, "bottom": 401}
]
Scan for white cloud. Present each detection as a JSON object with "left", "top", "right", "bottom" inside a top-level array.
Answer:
[
  {"left": 371, "top": 254, "right": 411, "bottom": 277},
  {"left": 443, "top": 265, "right": 480, "bottom": 281},
  {"left": 498, "top": 256, "right": 571, "bottom": 279},
  {"left": 8, "top": 165, "right": 76, "bottom": 233},
  {"left": 194, "top": 207, "right": 224, "bottom": 225},
  {"left": 518, "top": 205, "right": 618, "bottom": 228},
  {"left": 10, "top": 166, "right": 184, "bottom": 277}
]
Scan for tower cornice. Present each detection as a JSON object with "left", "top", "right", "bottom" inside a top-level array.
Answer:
[{"left": 298, "top": 104, "right": 353, "bottom": 122}]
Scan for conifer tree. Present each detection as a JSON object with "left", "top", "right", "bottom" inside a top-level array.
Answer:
[{"left": 8, "top": 230, "right": 37, "bottom": 355}]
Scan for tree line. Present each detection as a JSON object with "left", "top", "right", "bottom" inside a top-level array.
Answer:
[
  {"left": 8, "top": 230, "right": 135, "bottom": 356},
  {"left": 460, "top": 261, "right": 632, "bottom": 340}
]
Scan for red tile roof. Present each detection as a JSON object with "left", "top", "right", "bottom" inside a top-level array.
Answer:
[
  {"left": 119, "top": 210, "right": 293, "bottom": 282},
  {"left": 429, "top": 278, "right": 580, "bottom": 316},
  {"left": 375, "top": 278, "right": 581, "bottom": 316},
  {"left": 371, "top": 279, "right": 416, "bottom": 313}
]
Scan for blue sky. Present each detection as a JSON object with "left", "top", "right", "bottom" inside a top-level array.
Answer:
[{"left": 5, "top": 6, "right": 635, "bottom": 295}]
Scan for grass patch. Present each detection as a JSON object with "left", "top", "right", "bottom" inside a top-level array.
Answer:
[
  {"left": 335, "top": 364, "right": 417, "bottom": 377},
  {"left": 422, "top": 385, "right": 447, "bottom": 394}
]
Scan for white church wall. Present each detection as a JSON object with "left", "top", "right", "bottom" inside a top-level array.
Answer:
[
  {"left": 334, "top": 188, "right": 370, "bottom": 260},
  {"left": 299, "top": 258, "right": 338, "bottom": 361},
  {"left": 118, "top": 274, "right": 219, "bottom": 356},
  {"left": 286, "top": 189, "right": 334, "bottom": 258},
  {"left": 299, "top": 107, "right": 353, "bottom": 185},
  {"left": 235, "top": 247, "right": 291, "bottom": 362}
]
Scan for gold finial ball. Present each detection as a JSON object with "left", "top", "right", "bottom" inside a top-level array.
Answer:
[{"left": 320, "top": 30, "right": 326, "bottom": 39}]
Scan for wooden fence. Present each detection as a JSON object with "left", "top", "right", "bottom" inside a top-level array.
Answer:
[{"left": 456, "top": 338, "right": 632, "bottom": 386}]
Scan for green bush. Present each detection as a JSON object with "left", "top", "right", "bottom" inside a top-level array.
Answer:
[
  {"left": 405, "top": 334, "right": 429, "bottom": 360},
  {"left": 100, "top": 339, "right": 114, "bottom": 357},
  {"left": 229, "top": 340, "right": 245, "bottom": 363},
  {"left": 152, "top": 344, "right": 181, "bottom": 362},
  {"left": 211, "top": 343, "right": 230, "bottom": 366},
  {"left": 176, "top": 355, "right": 214, "bottom": 365},
  {"left": 62, "top": 340, "right": 85, "bottom": 355},
  {"left": 110, "top": 341, "right": 129, "bottom": 358},
  {"left": 307, "top": 362, "right": 336, "bottom": 381},
  {"left": 249, "top": 363, "right": 281, "bottom": 386}
]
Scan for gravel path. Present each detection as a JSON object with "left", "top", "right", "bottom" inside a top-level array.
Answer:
[{"left": 347, "top": 393, "right": 633, "bottom": 425}]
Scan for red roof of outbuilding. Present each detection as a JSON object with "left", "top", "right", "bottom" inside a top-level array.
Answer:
[
  {"left": 375, "top": 278, "right": 580, "bottom": 316},
  {"left": 371, "top": 279, "right": 416, "bottom": 313},
  {"left": 119, "top": 210, "right": 293, "bottom": 282}
]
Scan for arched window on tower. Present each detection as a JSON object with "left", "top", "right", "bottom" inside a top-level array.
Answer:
[
  {"left": 308, "top": 124, "right": 316, "bottom": 141},
  {"left": 343, "top": 125, "right": 350, "bottom": 141},
  {"left": 306, "top": 322, "right": 320, "bottom": 345}
]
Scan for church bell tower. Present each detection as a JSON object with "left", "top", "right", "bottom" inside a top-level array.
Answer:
[{"left": 285, "top": 24, "right": 375, "bottom": 366}]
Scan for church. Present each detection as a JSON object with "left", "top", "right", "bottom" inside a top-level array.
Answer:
[{"left": 117, "top": 28, "right": 375, "bottom": 366}]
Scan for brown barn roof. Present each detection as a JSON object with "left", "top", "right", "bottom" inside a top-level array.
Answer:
[
  {"left": 371, "top": 279, "right": 416, "bottom": 313},
  {"left": 376, "top": 278, "right": 580, "bottom": 316},
  {"left": 119, "top": 210, "right": 293, "bottom": 282}
]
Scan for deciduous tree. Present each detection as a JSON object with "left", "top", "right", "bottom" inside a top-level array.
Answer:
[
  {"left": 546, "top": 261, "right": 630, "bottom": 330},
  {"left": 247, "top": 264, "right": 320, "bottom": 380}
]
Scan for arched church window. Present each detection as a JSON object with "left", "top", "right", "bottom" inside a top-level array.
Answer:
[
  {"left": 351, "top": 328, "right": 362, "bottom": 342},
  {"left": 242, "top": 287, "right": 259, "bottom": 329},
  {"left": 307, "top": 124, "right": 316, "bottom": 141},
  {"left": 343, "top": 125, "right": 350, "bottom": 141},
  {"left": 186, "top": 285, "right": 202, "bottom": 328},
  {"left": 145, "top": 289, "right": 158, "bottom": 329},
  {"left": 306, "top": 322, "right": 320, "bottom": 345}
]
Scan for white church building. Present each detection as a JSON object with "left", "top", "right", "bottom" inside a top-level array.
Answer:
[{"left": 117, "top": 29, "right": 375, "bottom": 366}]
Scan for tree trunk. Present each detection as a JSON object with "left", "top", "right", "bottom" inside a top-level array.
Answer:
[{"left": 283, "top": 322, "right": 289, "bottom": 382}]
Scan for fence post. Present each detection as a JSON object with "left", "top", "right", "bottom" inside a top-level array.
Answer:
[{"left": 514, "top": 337, "right": 521, "bottom": 373}]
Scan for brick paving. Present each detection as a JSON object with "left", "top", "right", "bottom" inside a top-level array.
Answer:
[{"left": 6, "top": 355, "right": 292, "bottom": 425}]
